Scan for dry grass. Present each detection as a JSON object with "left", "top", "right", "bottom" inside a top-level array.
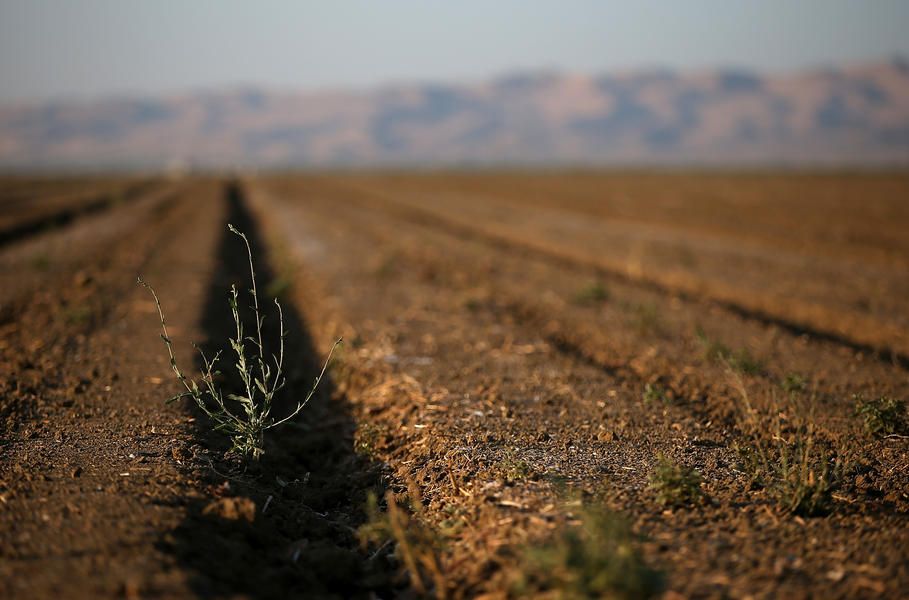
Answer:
[
  {"left": 730, "top": 373, "right": 847, "bottom": 517},
  {"left": 359, "top": 488, "right": 447, "bottom": 598}
]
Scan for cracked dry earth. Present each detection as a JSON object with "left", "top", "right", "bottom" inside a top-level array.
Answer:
[{"left": 1, "top": 172, "right": 908, "bottom": 599}]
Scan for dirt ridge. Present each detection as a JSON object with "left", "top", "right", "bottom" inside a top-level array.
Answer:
[
  {"left": 0, "top": 178, "right": 160, "bottom": 248},
  {"left": 335, "top": 179, "right": 909, "bottom": 372}
]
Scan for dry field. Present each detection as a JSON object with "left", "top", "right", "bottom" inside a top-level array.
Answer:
[{"left": 1, "top": 171, "right": 907, "bottom": 598}]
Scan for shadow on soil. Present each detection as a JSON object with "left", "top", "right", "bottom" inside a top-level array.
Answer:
[{"left": 159, "top": 182, "right": 398, "bottom": 598}]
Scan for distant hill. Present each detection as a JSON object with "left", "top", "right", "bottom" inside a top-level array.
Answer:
[{"left": 1, "top": 58, "right": 908, "bottom": 169}]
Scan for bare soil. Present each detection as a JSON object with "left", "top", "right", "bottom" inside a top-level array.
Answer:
[{"left": 1, "top": 172, "right": 907, "bottom": 599}]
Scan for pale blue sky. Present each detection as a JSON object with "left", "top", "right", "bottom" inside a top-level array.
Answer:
[{"left": 1, "top": 0, "right": 907, "bottom": 103}]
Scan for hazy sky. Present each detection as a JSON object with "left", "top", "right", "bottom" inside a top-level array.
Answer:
[{"left": 1, "top": 0, "right": 908, "bottom": 103}]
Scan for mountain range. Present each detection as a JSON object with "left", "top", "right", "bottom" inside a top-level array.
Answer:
[{"left": 1, "top": 58, "right": 908, "bottom": 170}]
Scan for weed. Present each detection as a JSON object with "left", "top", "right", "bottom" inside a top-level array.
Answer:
[
  {"left": 737, "top": 431, "right": 841, "bottom": 517},
  {"left": 642, "top": 383, "right": 668, "bottom": 405},
  {"left": 695, "top": 327, "right": 763, "bottom": 375},
  {"left": 573, "top": 281, "right": 609, "bottom": 305},
  {"left": 649, "top": 456, "right": 703, "bottom": 507},
  {"left": 778, "top": 440, "right": 842, "bottom": 516},
  {"left": 854, "top": 394, "right": 907, "bottom": 437},
  {"left": 501, "top": 454, "right": 533, "bottom": 484},
  {"left": 139, "top": 224, "right": 340, "bottom": 460},
  {"left": 781, "top": 372, "right": 807, "bottom": 395},
  {"left": 731, "top": 376, "right": 845, "bottom": 517},
  {"left": 513, "top": 507, "right": 664, "bottom": 599}
]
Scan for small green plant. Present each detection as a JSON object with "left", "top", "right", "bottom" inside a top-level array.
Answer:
[
  {"left": 695, "top": 327, "right": 763, "bottom": 375},
  {"left": 649, "top": 456, "right": 703, "bottom": 507},
  {"left": 781, "top": 372, "right": 807, "bottom": 395},
  {"left": 139, "top": 224, "right": 339, "bottom": 460},
  {"left": 737, "top": 424, "right": 842, "bottom": 517},
  {"left": 731, "top": 376, "right": 845, "bottom": 517},
  {"left": 855, "top": 395, "right": 907, "bottom": 437},
  {"left": 573, "top": 281, "right": 609, "bottom": 305},
  {"left": 775, "top": 433, "right": 839, "bottom": 516},
  {"left": 512, "top": 508, "right": 664, "bottom": 599},
  {"left": 642, "top": 383, "right": 668, "bottom": 405},
  {"left": 502, "top": 457, "right": 533, "bottom": 484}
]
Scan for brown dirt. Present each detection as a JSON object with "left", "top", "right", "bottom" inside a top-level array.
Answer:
[
  {"left": 0, "top": 176, "right": 157, "bottom": 246},
  {"left": 1, "top": 172, "right": 907, "bottom": 599}
]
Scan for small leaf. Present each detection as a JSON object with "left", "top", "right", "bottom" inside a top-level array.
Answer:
[{"left": 166, "top": 392, "right": 193, "bottom": 404}]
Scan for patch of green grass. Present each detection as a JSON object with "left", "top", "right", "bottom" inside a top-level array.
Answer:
[
  {"left": 649, "top": 456, "right": 703, "bottom": 507},
  {"left": 695, "top": 327, "right": 763, "bottom": 375},
  {"left": 573, "top": 281, "right": 609, "bottom": 305},
  {"left": 854, "top": 395, "right": 907, "bottom": 437},
  {"left": 512, "top": 508, "right": 664, "bottom": 599}
]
